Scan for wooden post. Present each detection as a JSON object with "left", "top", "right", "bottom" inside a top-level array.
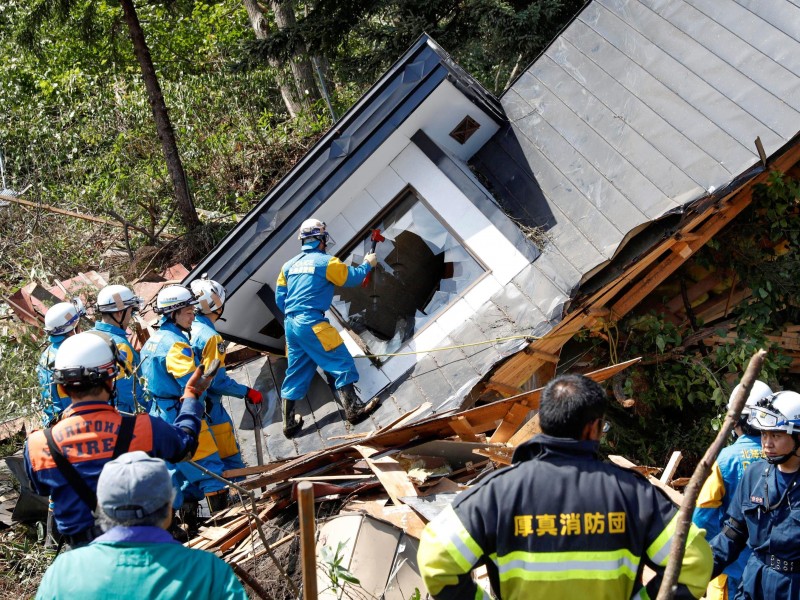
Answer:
[
  {"left": 298, "top": 481, "right": 318, "bottom": 600},
  {"left": 656, "top": 349, "right": 766, "bottom": 600}
]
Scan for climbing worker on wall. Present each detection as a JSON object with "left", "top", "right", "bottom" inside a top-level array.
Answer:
[
  {"left": 417, "top": 373, "right": 713, "bottom": 599},
  {"left": 35, "top": 452, "right": 247, "bottom": 599},
  {"left": 693, "top": 380, "right": 773, "bottom": 600},
  {"left": 37, "top": 298, "right": 87, "bottom": 426},
  {"left": 24, "top": 331, "right": 208, "bottom": 549},
  {"left": 92, "top": 284, "right": 148, "bottom": 414},
  {"left": 710, "top": 390, "right": 800, "bottom": 599},
  {"left": 140, "top": 285, "right": 229, "bottom": 515},
  {"left": 189, "top": 276, "right": 263, "bottom": 472},
  {"left": 274, "top": 218, "right": 379, "bottom": 438}
]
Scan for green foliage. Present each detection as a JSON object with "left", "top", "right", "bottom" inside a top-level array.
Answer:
[
  {"left": 320, "top": 541, "right": 360, "bottom": 592},
  {"left": 244, "top": 0, "right": 587, "bottom": 94},
  {"left": 597, "top": 171, "right": 800, "bottom": 473},
  {"left": 0, "top": 323, "right": 41, "bottom": 422}
]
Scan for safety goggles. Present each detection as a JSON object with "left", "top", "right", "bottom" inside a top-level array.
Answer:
[{"left": 748, "top": 406, "right": 792, "bottom": 432}]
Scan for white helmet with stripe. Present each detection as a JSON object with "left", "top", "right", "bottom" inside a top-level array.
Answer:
[
  {"left": 96, "top": 285, "right": 143, "bottom": 314},
  {"left": 44, "top": 298, "right": 87, "bottom": 336},
  {"left": 190, "top": 276, "right": 226, "bottom": 314},
  {"left": 154, "top": 285, "right": 197, "bottom": 315}
]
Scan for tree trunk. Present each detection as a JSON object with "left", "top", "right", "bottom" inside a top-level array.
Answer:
[
  {"left": 118, "top": 0, "right": 200, "bottom": 231},
  {"left": 243, "top": 0, "right": 302, "bottom": 117},
  {"left": 269, "top": 1, "right": 321, "bottom": 105}
]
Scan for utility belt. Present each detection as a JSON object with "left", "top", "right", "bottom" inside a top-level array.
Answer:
[
  {"left": 756, "top": 551, "right": 800, "bottom": 573},
  {"left": 63, "top": 525, "right": 104, "bottom": 549}
]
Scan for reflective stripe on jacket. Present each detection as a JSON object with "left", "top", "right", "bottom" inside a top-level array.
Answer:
[{"left": 417, "top": 434, "right": 712, "bottom": 600}]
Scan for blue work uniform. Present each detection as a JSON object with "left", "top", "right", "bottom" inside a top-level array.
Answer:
[
  {"left": 92, "top": 321, "right": 148, "bottom": 414},
  {"left": 418, "top": 435, "right": 713, "bottom": 599},
  {"left": 24, "top": 399, "right": 202, "bottom": 539},
  {"left": 191, "top": 313, "right": 247, "bottom": 472},
  {"left": 693, "top": 434, "right": 763, "bottom": 599},
  {"left": 275, "top": 243, "right": 372, "bottom": 401},
  {"left": 711, "top": 459, "right": 800, "bottom": 598},
  {"left": 140, "top": 319, "right": 226, "bottom": 504},
  {"left": 36, "top": 335, "right": 72, "bottom": 425},
  {"left": 36, "top": 525, "right": 247, "bottom": 599}
]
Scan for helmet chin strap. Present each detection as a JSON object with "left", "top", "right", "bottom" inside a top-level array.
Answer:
[
  {"left": 109, "top": 308, "right": 129, "bottom": 330},
  {"left": 765, "top": 434, "right": 800, "bottom": 465}
]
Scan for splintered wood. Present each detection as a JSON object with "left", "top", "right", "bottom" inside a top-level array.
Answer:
[{"left": 184, "top": 355, "right": 689, "bottom": 595}]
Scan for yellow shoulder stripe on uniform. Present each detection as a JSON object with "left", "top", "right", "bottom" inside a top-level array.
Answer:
[
  {"left": 165, "top": 342, "right": 196, "bottom": 378},
  {"left": 325, "top": 257, "right": 350, "bottom": 286}
]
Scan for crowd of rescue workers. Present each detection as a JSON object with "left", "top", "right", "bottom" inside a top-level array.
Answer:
[{"left": 18, "top": 219, "right": 800, "bottom": 599}]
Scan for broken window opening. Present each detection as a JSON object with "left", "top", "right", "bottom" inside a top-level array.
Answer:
[{"left": 333, "top": 189, "right": 485, "bottom": 361}]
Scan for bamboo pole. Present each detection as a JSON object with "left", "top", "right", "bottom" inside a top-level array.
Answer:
[
  {"left": 298, "top": 481, "right": 318, "bottom": 600},
  {"left": 656, "top": 348, "right": 767, "bottom": 599}
]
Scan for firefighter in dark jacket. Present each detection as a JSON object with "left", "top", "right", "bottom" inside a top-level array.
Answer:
[
  {"left": 24, "top": 331, "right": 209, "bottom": 549},
  {"left": 710, "top": 390, "right": 800, "bottom": 599},
  {"left": 417, "top": 374, "right": 712, "bottom": 599}
]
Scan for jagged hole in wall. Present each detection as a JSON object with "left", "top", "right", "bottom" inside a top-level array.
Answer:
[{"left": 333, "top": 189, "right": 484, "bottom": 359}]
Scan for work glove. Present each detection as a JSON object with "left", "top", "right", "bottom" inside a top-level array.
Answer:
[
  {"left": 246, "top": 388, "right": 263, "bottom": 404},
  {"left": 364, "top": 252, "right": 378, "bottom": 268}
]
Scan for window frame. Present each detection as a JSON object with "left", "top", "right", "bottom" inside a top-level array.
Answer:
[{"left": 330, "top": 185, "right": 491, "bottom": 364}]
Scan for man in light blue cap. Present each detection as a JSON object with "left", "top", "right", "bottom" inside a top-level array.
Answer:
[{"left": 36, "top": 451, "right": 247, "bottom": 599}]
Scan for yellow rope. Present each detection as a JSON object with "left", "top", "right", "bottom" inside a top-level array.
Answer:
[{"left": 353, "top": 333, "right": 539, "bottom": 359}]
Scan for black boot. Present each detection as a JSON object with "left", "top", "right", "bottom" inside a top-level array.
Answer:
[
  {"left": 282, "top": 398, "right": 303, "bottom": 438},
  {"left": 336, "top": 384, "right": 379, "bottom": 424}
]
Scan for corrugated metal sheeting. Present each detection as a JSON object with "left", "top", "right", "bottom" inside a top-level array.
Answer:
[{"left": 474, "top": 0, "right": 800, "bottom": 286}]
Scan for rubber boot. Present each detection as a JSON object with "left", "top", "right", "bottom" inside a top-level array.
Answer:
[
  {"left": 337, "top": 383, "right": 379, "bottom": 424},
  {"left": 205, "top": 489, "right": 230, "bottom": 514},
  {"left": 282, "top": 398, "right": 303, "bottom": 438},
  {"left": 178, "top": 500, "right": 201, "bottom": 539}
]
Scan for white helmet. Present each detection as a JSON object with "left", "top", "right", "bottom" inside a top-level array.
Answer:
[
  {"left": 298, "top": 218, "right": 335, "bottom": 247},
  {"left": 154, "top": 285, "right": 197, "bottom": 315},
  {"left": 96, "top": 284, "right": 143, "bottom": 314},
  {"left": 53, "top": 331, "right": 120, "bottom": 388},
  {"left": 729, "top": 380, "right": 773, "bottom": 416},
  {"left": 44, "top": 298, "right": 87, "bottom": 336},
  {"left": 190, "top": 277, "right": 226, "bottom": 314},
  {"left": 748, "top": 391, "right": 800, "bottom": 435}
]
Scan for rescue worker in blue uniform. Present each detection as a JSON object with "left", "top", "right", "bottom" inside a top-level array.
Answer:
[
  {"left": 693, "top": 380, "right": 772, "bottom": 600},
  {"left": 24, "top": 331, "right": 207, "bottom": 548},
  {"left": 189, "top": 276, "right": 263, "bottom": 472},
  {"left": 92, "top": 284, "right": 148, "bottom": 414},
  {"left": 710, "top": 390, "right": 800, "bottom": 599},
  {"left": 275, "top": 218, "right": 379, "bottom": 437},
  {"left": 417, "top": 374, "right": 713, "bottom": 600},
  {"left": 140, "top": 285, "right": 229, "bottom": 513},
  {"left": 36, "top": 298, "right": 86, "bottom": 425}
]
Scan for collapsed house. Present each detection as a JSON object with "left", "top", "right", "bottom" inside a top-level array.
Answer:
[
  {"left": 183, "top": 0, "right": 800, "bottom": 464},
  {"left": 3, "top": 0, "right": 800, "bottom": 596}
]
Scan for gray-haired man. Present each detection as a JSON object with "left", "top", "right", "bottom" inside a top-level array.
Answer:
[{"left": 36, "top": 451, "right": 247, "bottom": 599}]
